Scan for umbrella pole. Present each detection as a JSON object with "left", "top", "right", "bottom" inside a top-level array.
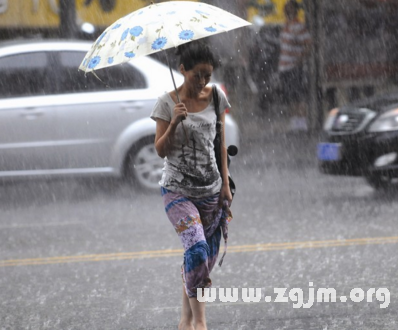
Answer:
[
  {"left": 164, "top": 50, "right": 180, "bottom": 103},
  {"left": 164, "top": 50, "right": 190, "bottom": 144}
]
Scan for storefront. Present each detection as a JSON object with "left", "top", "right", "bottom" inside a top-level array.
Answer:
[{"left": 0, "top": 0, "right": 196, "bottom": 39}]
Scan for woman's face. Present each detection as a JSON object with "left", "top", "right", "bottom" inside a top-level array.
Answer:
[{"left": 181, "top": 63, "right": 213, "bottom": 94}]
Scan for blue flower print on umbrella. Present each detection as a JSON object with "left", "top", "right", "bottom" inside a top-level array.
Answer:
[
  {"left": 151, "top": 37, "right": 168, "bottom": 50},
  {"left": 205, "top": 27, "right": 217, "bottom": 33},
  {"left": 130, "top": 26, "right": 143, "bottom": 39},
  {"left": 88, "top": 56, "right": 101, "bottom": 69},
  {"left": 124, "top": 51, "right": 136, "bottom": 58},
  {"left": 179, "top": 30, "right": 194, "bottom": 41}
]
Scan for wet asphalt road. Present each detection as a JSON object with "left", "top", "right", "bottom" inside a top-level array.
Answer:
[{"left": 1, "top": 114, "right": 398, "bottom": 330}]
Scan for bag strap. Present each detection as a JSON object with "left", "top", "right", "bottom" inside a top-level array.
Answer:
[
  {"left": 212, "top": 85, "right": 230, "bottom": 268},
  {"left": 212, "top": 84, "right": 221, "bottom": 134},
  {"left": 212, "top": 84, "right": 222, "bottom": 173}
]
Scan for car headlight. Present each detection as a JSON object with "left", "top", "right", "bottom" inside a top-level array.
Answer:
[
  {"left": 368, "top": 108, "right": 398, "bottom": 132},
  {"left": 323, "top": 108, "right": 339, "bottom": 131}
]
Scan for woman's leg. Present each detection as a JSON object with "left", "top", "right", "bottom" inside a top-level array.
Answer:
[
  {"left": 179, "top": 285, "right": 194, "bottom": 330},
  {"left": 162, "top": 189, "right": 209, "bottom": 329},
  {"left": 189, "top": 298, "right": 207, "bottom": 330},
  {"left": 162, "top": 190, "right": 226, "bottom": 329}
]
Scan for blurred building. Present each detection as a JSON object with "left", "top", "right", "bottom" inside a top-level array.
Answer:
[
  {"left": 0, "top": 0, "right": 189, "bottom": 40},
  {"left": 236, "top": 0, "right": 398, "bottom": 130},
  {"left": 319, "top": 0, "right": 398, "bottom": 106}
]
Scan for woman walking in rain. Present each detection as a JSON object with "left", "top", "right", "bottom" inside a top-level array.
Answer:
[{"left": 151, "top": 40, "right": 233, "bottom": 330}]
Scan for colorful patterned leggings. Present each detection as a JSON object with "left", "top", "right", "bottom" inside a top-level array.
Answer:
[{"left": 161, "top": 187, "right": 227, "bottom": 298}]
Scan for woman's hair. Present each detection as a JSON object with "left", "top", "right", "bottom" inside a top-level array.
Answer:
[
  {"left": 285, "top": 0, "right": 300, "bottom": 13},
  {"left": 175, "top": 41, "right": 220, "bottom": 71}
]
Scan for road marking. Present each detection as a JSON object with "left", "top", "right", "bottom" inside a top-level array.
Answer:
[
  {"left": 1, "top": 236, "right": 398, "bottom": 267},
  {"left": 0, "top": 221, "right": 84, "bottom": 230}
]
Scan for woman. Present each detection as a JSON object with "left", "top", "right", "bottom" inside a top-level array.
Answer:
[{"left": 150, "top": 41, "right": 233, "bottom": 330}]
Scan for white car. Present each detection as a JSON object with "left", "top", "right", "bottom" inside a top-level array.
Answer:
[{"left": 0, "top": 40, "right": 240, "bottom": 190}]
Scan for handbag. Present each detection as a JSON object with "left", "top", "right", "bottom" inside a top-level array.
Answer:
[{"left": 212, "top": 84, "right": 237, "bottom": 198}]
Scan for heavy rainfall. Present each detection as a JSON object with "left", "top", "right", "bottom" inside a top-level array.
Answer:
[{"left": 1, "top": 0, "right": 398, "bottom": 329}]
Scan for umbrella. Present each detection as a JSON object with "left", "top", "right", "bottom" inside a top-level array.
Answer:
[{"left": 79, "top": 1, "right": 251, "bottom": 100}]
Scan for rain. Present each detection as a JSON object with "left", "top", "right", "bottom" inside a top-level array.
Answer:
[{"left": 1, "top": 0, "right": 398, "bottom": 329}]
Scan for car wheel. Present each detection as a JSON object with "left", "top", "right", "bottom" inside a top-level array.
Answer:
[
  {"left": 125, "top": 136, "right": 164, "bottom": 191},
  {"left": 365, "top": 173, "right": 396, "bottom": 191}
]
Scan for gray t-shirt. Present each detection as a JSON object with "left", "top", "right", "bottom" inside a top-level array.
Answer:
[{"left": 150, "top": 86, "right": 231, "bottom": 198}]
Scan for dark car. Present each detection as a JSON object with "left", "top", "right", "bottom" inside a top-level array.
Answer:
[{"left": 317, "top": 92, "right": 398, "bottom": 190}]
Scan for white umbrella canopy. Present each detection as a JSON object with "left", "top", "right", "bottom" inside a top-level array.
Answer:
[{"left": 79, "top": 1, "right": 251, "bottom": 73}]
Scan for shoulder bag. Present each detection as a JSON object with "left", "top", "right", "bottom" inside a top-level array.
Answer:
[{"left": 212, "top": 85, "right": 237, "bottom": 198}]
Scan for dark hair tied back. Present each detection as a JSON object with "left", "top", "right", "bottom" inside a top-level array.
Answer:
[{"left": 176, "top": 41, "right": 220, "bottom": 71}]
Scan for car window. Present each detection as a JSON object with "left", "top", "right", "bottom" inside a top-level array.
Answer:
[
  {"left": 0, "top": 52, "right": 54, "bottom": 98},
  {"left": 57, "top": 51, "right": 147, "bottom": 94}
]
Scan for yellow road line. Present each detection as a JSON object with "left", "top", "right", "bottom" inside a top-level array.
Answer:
[{"left": 1, "top": 236, "right": 398, "bottom": 267}]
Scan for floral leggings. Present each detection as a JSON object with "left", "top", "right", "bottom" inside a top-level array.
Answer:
[{"left": 161, "top": 187, "right": 232, "bottom": 298}]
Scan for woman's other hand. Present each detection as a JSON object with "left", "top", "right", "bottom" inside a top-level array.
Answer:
[{"left": 219, "top": 183, "right": 232, "bottom": 208}]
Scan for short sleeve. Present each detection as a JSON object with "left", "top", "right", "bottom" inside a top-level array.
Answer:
[
  {"left": 150, "top": 94, "right": 173, "bottom": 122},
  {"left": 216, "top": 86, "right": 231, "bottom": 114}
]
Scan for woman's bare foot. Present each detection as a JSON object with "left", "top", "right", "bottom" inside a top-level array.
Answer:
[
  {"left": 178, "top": 321, "right": 194, "bottom": 330},
  {"left": 179, "top": 285, "right": 194, "bottom": 330}
]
